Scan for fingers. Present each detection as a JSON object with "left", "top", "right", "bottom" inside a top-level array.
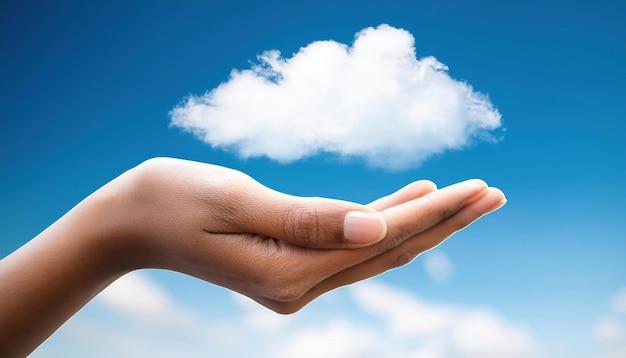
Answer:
[
  {"left": 367, "top": 180, "right": 437, "bottom": 211},
  {"left": 290, "top": 180, "right": 491, "bottom": 283},
  {"left": 328, "top": 188, "right": 505, "bottom": 293},
  {"left": 376, "top": 179, "right": 489, "bottom": 253},
  {"left": 261, "top": 187, "right": 506, "bottom": 314}
]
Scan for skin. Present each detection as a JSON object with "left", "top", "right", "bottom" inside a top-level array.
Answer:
[{"left": 0, "top": 157, "right": 506, "bottom": 357}]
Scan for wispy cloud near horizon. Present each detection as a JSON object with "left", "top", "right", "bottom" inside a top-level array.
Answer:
[{"left": 170, "top": 24, "right": 502, "bottom": 170}]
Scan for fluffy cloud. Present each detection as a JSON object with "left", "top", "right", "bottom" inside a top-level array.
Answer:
[
  {"left": 423, "top": 249, "right": 454, "bottom": 283},
  {"left": 350, "top": 280, "right": 538, "bottom": 358},
  {"left": 170, "top": 24, "right": 502, "bottom": 169}
]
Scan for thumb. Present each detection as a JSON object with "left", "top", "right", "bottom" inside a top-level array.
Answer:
[{"left": 242, "top": 193, "right": 387, "bottom": 249}]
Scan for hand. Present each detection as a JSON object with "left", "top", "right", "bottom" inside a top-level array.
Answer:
[
  {"left": 117, "top": 158, "right": 506, "bottom": 313},
  {"left": 0, "top": 157, "right": 506, "bottom": 356}
]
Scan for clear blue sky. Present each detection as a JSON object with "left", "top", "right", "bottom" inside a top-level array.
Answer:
[{"left": 1, "top": 1, "right": 624, "bottom": 357}]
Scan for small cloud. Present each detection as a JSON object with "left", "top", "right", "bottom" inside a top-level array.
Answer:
[
  {"left": 170, "top": 24, "right": 502, "bottom": 170},
  {"left": 423, "top": 249, "right": 454, "bottom": 284}
]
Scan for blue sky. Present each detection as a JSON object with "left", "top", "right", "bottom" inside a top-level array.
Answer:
[{"left": 1, "top": 0, "right": 625, "bottom": 357}]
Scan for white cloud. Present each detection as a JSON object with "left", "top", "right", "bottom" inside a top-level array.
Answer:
[
  {"left": 350, "top": 280, "right": 539, "bottom": 358},
  {"left": 423, "top": 250, "right": 454, "bottom": 283},
  {"left": 170, "top": 24, "right": 502, "bottom": 170}
]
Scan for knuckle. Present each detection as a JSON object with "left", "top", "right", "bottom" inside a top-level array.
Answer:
[
  {"left": 391, "top": 250, "right": 416, "bottom": 269},
  {"left": 282, "top": 200, "right": 319, "bottom": 246},
  {"left": 376, "top": 232, "right": 409, "bottom": 255},
  {"left": 423, "top": 195, "right": 439, "bottom": 221},
  {"left": 438, "top": 208, "right": 453, "bottom": 223},
  {"left": 425, "top": 192, "right": 460, "bottom": 223},
  {"left": 422, "top": 194, "right": 453, "bottom": 224}
]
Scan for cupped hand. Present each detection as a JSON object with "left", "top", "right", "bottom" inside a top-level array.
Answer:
[{"left": 117, "top": 158, "right": 506, "bottom": 314}]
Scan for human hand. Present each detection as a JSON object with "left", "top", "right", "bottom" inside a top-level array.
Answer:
[
  {"left": 114, "top": 158, "right": 506, "bottom": 313},
  {"left": 0, "top": 157, "right": 506, "bottom": 356}
]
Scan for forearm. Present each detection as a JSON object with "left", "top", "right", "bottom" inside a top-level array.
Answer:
[{"left": 0, "top": 180, "right": 136, "bottom": 357}]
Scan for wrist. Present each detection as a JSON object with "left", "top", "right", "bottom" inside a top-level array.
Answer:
[
  {"left": 100, "top": 158, "right": 179, "bottom": 271},
  {"left": 85, "top": 162, "right": 164, "bottom": 273}
]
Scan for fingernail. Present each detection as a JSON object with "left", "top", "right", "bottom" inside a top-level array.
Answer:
[{"left": 344, "top": 211, "right": 387, "bottom": 244}]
